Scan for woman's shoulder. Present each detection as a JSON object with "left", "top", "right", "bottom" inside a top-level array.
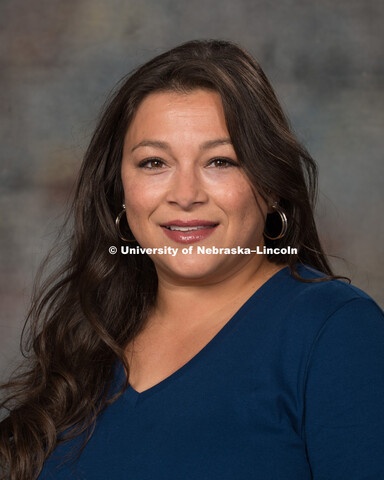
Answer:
[
  {"left": 282, "top": 263, "right": 383, "bottom": 316},
  {"left": 260, "top": 263, "right": 384, "bottom": 345}
]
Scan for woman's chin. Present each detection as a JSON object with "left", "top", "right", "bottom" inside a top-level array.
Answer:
[{"left": 152, "top": 254, "right": 232, "bottom": 283}]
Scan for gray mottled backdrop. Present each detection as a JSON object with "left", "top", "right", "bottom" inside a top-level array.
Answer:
[{"left": 1, "top": 0, "right": 383, "bottom": 380}]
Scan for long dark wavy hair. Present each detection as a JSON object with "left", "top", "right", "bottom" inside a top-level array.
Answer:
[{"left": 0, "top": 39, "right": 341, "bottom": 479}]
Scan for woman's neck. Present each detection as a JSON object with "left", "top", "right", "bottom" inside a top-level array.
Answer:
[{"left": 150, "top": 257, "right": 286, "bottom": 331}]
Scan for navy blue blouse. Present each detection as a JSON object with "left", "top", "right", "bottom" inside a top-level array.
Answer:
[{"left": 39, "top": 264, "right": 384, "bottom": 479}]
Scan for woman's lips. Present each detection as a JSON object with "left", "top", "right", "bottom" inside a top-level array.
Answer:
[{"left": 160, "top": 221, "right": 219, "bottom": 244}]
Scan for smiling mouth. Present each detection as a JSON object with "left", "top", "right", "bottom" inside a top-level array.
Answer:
[{"left": 160, "top": 221, "right": 219, "bottom": 244}]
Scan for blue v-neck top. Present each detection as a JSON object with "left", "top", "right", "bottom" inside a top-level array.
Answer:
[{"left": 39, "top": 265, "right": 384, "bottom": 479}]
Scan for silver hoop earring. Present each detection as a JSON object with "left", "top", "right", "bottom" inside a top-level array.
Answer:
[
  {"left": 263, "top": 202, "right": 288, "bottom": 240},
  {"left": 115, "top": 203, "right": 136, "bottom": 242}
]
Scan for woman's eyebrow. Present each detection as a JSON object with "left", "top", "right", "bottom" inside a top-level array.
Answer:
[{"left": 130, "top": 138, "right": 232, "bottom": 153}]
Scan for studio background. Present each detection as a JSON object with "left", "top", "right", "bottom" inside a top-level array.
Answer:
[{"left": 1, "top": 0, "right": 383, "bottom": 381}]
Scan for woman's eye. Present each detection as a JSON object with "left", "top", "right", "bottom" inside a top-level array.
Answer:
[
  {"left": 208, "top": 157, "right": 238, "bottom": 168},
  {"left": 138, "top": 158, "right": 165, "bottom": 169}
]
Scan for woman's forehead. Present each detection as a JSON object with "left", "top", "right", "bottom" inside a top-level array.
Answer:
[{"left": 124, "top": 89, "right": 231, "bottom": 148}]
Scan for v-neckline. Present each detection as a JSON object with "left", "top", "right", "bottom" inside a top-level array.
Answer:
[{"left": 118, "top": 265, "right": 291, "bottom": 406}]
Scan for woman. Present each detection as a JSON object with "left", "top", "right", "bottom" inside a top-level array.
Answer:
[{"left": 1, "top": 39, "right": 383, "bottom": 480}]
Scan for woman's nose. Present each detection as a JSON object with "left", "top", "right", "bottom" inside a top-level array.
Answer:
[{"left": 165, "top": 166, "right": 208, "bottom": 209}]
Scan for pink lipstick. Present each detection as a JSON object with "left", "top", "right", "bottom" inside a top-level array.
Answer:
[{"left": 160, "top": 220, "right": 219, "bottom": 244}]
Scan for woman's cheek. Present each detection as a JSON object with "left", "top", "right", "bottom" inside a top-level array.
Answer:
[{"left": 123, "top": 178, "right": 152, "bottom": 207}]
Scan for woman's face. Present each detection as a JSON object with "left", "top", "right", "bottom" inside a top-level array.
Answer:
[{"left": 121, "top": 89, "right": 270, "bottom": 284}]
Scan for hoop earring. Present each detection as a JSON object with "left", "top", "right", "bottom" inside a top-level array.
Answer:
[
  {"left": 115, "top": 203, "right": 136, "bottom": 242},
  {"left": 263, "top": 202, "right": 288, "bottom": 240}
]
